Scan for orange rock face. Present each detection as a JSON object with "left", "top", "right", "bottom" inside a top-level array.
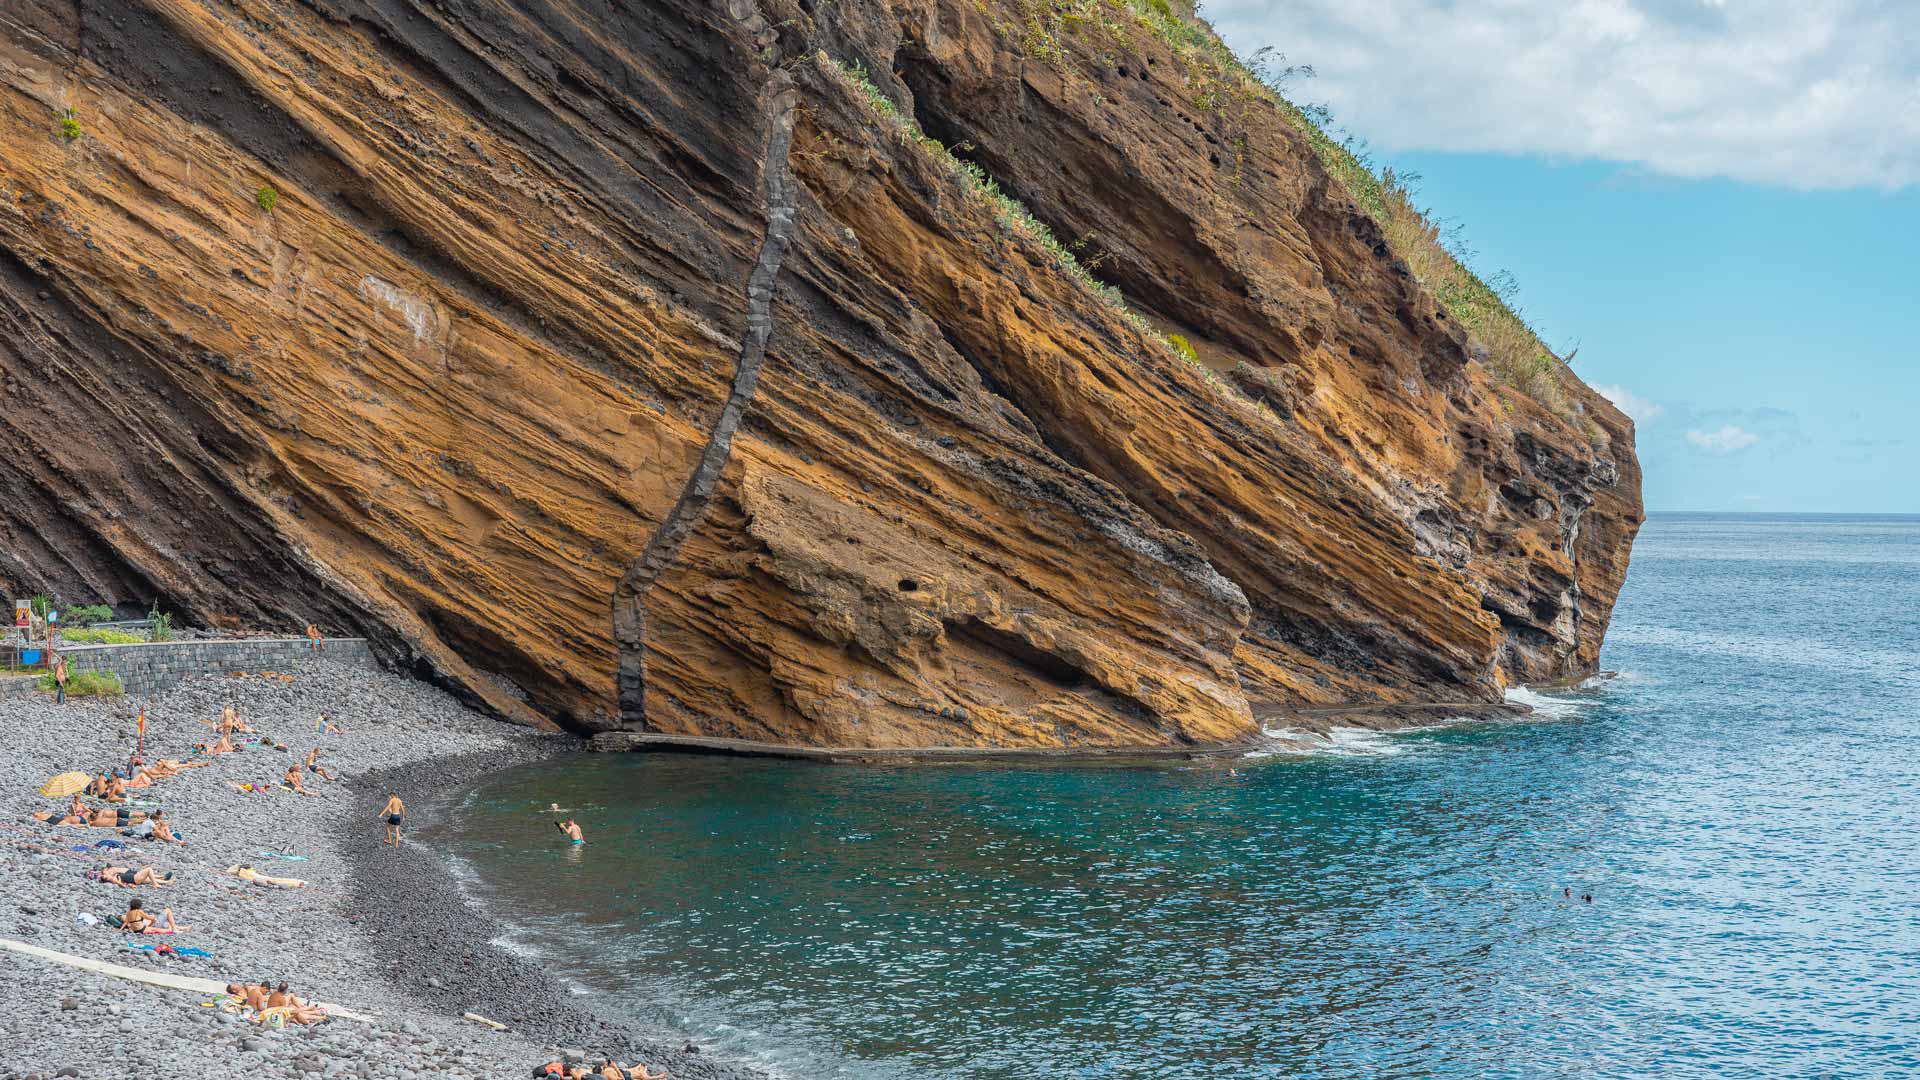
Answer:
[{"left": 0, "top": 0, "right": 1640, "bottom": 746}]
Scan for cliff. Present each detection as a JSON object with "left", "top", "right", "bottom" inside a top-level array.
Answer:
[{"left": 0, "top": 0, "right": 1641, "bottom": 746}]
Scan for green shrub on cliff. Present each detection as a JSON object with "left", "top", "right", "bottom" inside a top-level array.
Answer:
[
  {"left": 827, "top": 56, "right": 1273, "bottom": 424},
  {"left": 1107, "top": 1, "right": 1579, "bottom": 419},
  {"left": 66, "top": 604, "right": 116, "bottom": 626},
  {"left": 256, "top": 185, "right": 279, "bottom": 213},
  {"left": 58, "top": 110, "right": 82, "bottom": 142}
]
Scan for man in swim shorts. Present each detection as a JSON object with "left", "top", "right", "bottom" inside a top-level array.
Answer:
[
  {"left": 380, "top": 793, "right": 405, "bottom": 847},
  {"left": 303, "top": 747, "right": 338, "bottom": 781}
]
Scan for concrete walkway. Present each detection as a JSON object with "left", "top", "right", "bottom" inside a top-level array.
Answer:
[{"left": 0, "top": 937, "right": 376, "bottom": 1023}]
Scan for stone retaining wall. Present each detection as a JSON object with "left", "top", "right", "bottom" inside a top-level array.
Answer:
[{"left": 54, "top": 638, "right": 372, "bottom": 698}]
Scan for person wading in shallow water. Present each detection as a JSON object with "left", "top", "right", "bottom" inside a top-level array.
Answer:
[
  {"left": 556, "top": 818, "right": 584, "bottom": 846},
  {"left": 379, "top": 793, "right": 405, "bottom": 847}
]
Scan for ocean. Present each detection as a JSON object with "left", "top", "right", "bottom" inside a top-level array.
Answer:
[{"left": 434, "top": 514, "right": 1920, "bottom": 1078}]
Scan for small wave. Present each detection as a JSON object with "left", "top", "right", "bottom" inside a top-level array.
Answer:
[
  {"left": 1253, "top": 726, "right": 1413, "bottom": 757},
  {"left": 1503, "top": 686, "right": 1588, "bottom": 719}
]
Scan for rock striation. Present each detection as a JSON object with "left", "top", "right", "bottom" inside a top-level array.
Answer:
[{"left": 0, "top": 0, "right": 1640, "bottom": 747}]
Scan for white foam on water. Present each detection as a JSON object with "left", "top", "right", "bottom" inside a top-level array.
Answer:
[
  {"left": 1503, "top": 685, "right": 1589, "bottom": 720},
  {"left": 1251, "top": 725, "right": 1414, "bottom": 757}
]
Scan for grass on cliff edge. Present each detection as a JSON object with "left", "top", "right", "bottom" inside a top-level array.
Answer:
[
  {"left": 826, "top": 55, "right": 1277, "bottom": 424},
  {"left": 998, "top": 0, "right": 1586, "bottom": 425}
]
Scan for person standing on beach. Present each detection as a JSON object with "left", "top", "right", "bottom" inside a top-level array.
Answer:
[
  {"left": 379, "top": 793, "right": 405, "bottom": 847},
  {"left": 306, "top": 623, "right": 324, "bottom": 652},
  {"left": 51, "top": 652, "right": 68, "bottom": 703}
]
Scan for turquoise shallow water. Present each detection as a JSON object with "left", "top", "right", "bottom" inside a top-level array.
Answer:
[{"left": 438, "top": 514, "right": 1920, "bottom": 1078}]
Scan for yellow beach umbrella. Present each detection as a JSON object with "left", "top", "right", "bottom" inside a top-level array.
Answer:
[{"left": 40, "top": 771, "right": 91, "bottom": 798}]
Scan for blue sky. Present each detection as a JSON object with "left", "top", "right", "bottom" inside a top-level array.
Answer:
[{"left": 1209, "top": 1, "right": 1919, "bottom": 512}]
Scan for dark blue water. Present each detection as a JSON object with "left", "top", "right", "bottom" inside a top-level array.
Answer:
[{"left": 439, "top": 515, "right": 1920, "bottom": 1078}]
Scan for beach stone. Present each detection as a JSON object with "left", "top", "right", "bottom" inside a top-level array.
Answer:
[{"left": 242, "top": 1038, "right": 264, "bottom": 1052}]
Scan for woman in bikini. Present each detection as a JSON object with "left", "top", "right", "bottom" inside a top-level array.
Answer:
[
  {"left": 380, "top": 793, "right": 405, "bottom": 847},
  {"left": 557, "top": 818, "right": 585, "bottom": 845},
  {"left": 121, "top": 899, "right": 189, "bottom": 934}
]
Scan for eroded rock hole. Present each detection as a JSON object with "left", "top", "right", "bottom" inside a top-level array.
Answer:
[{"left": 897, "top": 579, "right": 919, "bottom": 592}]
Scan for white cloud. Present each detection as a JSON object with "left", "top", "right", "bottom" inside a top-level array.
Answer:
[
  {"left": 1595, "top": 384, "right": 1664, "bottom": 424},
  {"left": 1686, "top": 424, "right": 1761, "bottom": 453},
  {"left": 1207, "top": 0, "right": 1920, "bottom": 189}
]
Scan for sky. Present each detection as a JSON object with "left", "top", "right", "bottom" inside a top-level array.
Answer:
[{"left": 1207, "top": 0, "right": 1920, "bottom": 512}]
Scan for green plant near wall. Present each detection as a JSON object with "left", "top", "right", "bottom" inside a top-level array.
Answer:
[
  {"left": 40, "top": 670, "right": 123, "bottom": 697},
  {"left": 256, "top": 185, "right": 279, "bottom": 213},
  {"left": 58, "top": 110, "right": 82, "bottom": 142},
  {"left": 61, "top": 627, "right": 144, "bottom": 645},
  {"left": 148, "top": 606, "right": 174, "bottom": 643}
]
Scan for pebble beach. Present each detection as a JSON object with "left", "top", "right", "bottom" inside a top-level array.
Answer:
[{"left": 0, "top": 655, "right": 769, "bottom": 1080}]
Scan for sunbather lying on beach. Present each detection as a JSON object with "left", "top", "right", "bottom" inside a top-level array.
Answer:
[
  {"left": 89, "top": 865, "right": 174, "bottom": 887},
  {"left": 228, "top": 982, "right": 270, "bottom": 1013},
  {"left": 193, "top": 732, "right": 237, "bottom": 756},
  {"left": 123, "top": 758, "right": 156, "bottom": 790},
  {"left": 120, "top": 899, "right": 189, "bottom": 934},
  {"left": 33, "top": 806, "right": 150, "bottom": 828},
  {"left": 227, "top": 864, "right": 306, "bottom": 888},
  {"left": 262, "top": 982, "right": 330, "bottom": 1025},
  {"left": 148, "top": 757, "right": 209, "bottom": 776},
  {"left": 599, "top": 1062, "right": 667, "bottom": 1080}
]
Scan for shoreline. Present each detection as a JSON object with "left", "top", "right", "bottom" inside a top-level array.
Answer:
[
  {"left": 336, "top": 740, "right": 774, "bottom": 1077},
  {"left": 588, "top": 700, "right": 1534, "bottom": 763},
  {"left": 0, "top": 657, "right": 772, "bottom": 1080}
]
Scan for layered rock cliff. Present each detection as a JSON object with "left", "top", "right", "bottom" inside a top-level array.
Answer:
[{"left": 0, "top": 0, "right": 1640, "bottom": 746}]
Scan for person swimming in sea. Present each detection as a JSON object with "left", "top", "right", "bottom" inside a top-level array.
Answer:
[{"left": 557, "top": 818, "right": 584, "bottom": 845}]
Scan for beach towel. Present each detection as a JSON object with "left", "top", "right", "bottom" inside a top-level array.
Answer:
[
  {"left": 125, "top": 942, "right": 212, "bottom": 958},
  {"left": 256, "top": 851, "right": 308, "bottom": 861},
  {"left": 93, "top": 839, "right": 126, "bottom": 850}
]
